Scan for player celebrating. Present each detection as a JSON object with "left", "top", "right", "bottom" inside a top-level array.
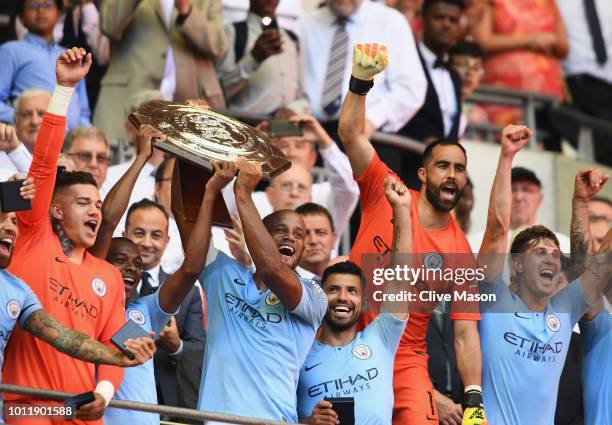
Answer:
[
  {"left": 103, "top": 160, "right": 236, "bottom": 425},
  {"left": 298, "top": 176, "right": 410, "bottom": 424},
  {"left": 477, "top": 124, "right": 611, "bottom": 425},
  {"left": 191, "top": 159, "right": 328, "bottom": 422},
  {"left": 338, "top": 43, "right": 485, "bottom": 425},
  {"left": 3, "top": 48, "right": 130, "bottom": 425}
]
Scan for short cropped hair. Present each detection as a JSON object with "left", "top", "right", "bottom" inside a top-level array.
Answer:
[
  {"left": 422, "top": 0, "right": 465, "bottom": 15},
  {"left": 295, "top": 202, "right": 335, "bottom": 232},
  {"left": 15, "top": 88, "right": 52, "bottom": 113},
  {"left": 421, "top": 139, "right": 467, "bottom": 167},
  {"left": 17, "top": 0, "right": 62, "bottom": 14},
  {"left": 321, "top": 261, "right": 366, "bottom": 290},
  {"left": 511, "top": 167, "right": 541, "bottom": 188},
  {"left": 449, "top": 41, "right": 484, "bottom": 60},
  {"left": 126, "top": 199, "right": 169, "bottom": 229},
  {"left": 54, "top": 170, "right": 98, "bottom": 192},
  {"left": 510, "top": 225, "right": 560, "bottom": 255},
  {"left": 63, "top": 127, "right": 109, "bottom": 152}
]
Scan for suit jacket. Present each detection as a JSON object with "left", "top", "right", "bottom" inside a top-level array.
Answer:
[
  {"left": 96, "top": 0, "right": 228, "bottom": 140},
  {"left": 398, "top": 48, "right": 462, "bottom": 141},
  {"left": 153, "top": 267, "right": 206, "bottom": 407}
]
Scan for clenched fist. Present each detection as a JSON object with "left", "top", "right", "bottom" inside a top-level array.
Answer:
[{"left": 352, "top": 43, "right": 389, "bottom": 81}]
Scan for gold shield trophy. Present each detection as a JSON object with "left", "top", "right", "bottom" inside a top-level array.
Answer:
[{"left": 129, "top": 100, "right": 291, "bottom": 227}]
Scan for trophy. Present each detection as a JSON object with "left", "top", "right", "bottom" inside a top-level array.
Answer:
[{"left": 129, "top": 100, "right": 291, "bottom": 227}]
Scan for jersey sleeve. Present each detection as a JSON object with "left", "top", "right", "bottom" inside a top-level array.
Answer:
[
  {"left": 579, "top": 308, "right": 608, "bottom": 347},
  {"left": 290, "top": 278, "right": 328, "bottom": 330},
  {"left": 18, "top": 113, "right": 67, "bottom": 232},
  {"left": 355, "top": 153, "right": 397, "bottom": 213},
  {"left": 199, "top": 249, "right": 235, "bottom": 294},
  {"left": 17, "top": 280, "right": 43, "bottom": 328},
  {"left": 553, "top": 277, "right": 592, "bottom": 326},
  {"left": 147, "top": 290, "right": 176, "bottom": 335},
  {"left": 478, "top": 276, "right": 512, "bottom": 314},
  {"left": 364, "top": 309, "right": 407, "bottom": 354}
]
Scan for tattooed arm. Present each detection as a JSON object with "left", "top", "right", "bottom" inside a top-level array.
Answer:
[{"left": 21, "top": 309, "right": 155, "bottom": 367}]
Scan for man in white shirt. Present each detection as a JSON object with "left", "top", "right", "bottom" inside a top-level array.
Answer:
[
  {"left": 296, "top": 0, "right": 426, "bottom": 133},
  {"left": 556, "top": 0, "right": 612, "bottom": 166}
]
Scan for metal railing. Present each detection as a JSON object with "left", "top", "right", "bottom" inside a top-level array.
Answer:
[{"left": 0, "top": 384, "right": 293, "bottom": 425}]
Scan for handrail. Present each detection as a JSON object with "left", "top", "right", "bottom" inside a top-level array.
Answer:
[{"left": 0, "top": 384, "right": 294, "bottom": 425}]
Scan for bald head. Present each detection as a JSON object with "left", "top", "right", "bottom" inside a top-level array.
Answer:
[{"left": 265, "top": 163, "right": 313, "bottom": 211}]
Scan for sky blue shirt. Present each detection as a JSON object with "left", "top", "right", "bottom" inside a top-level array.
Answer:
[
  {"left": 104, "top": 290, "right": 173, "bottom": 425},
  {"left": 297, "top": 312, "right": 406, "bottom": 424},
  {"left": 0, "top": 269, "right": 43, "bottom": 417},
  {"left": 479, "top": 278, "right": 591, "bottom": 425},
  {"left": 580, "top": 303, "right": 611, "bottom": 425},
  {"left": 0, "top": 34, "right": 91, "bottom": 130},
  {"left": 197, "top": 250, "right": 328, "bottom": 422}
]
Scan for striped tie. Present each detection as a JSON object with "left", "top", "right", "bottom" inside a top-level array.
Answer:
[{"left": 321, "top": 18, "right": 349, "bottom": 116}]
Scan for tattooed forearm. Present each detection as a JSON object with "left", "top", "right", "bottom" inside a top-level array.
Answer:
[
  {"left": 392, "top": 220, "right": 401, "bottom": 253},
  {"left": 22, "top": 310, "right": 121, "bottom": 365},
  {"left": 570, "top": 199, "right": 590, "bottom": 276}
]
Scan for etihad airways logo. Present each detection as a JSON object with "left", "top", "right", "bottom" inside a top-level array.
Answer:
[
  {"left": 50, "top": 278, "right": 99, "bottom": 319},
  {"left": 504, "top": 332, "right": 563, "bottom": 363},
  {"left": 308, "top": 368, "right": 379, "bottom": 397},
  {"left": 225, "top": 293, "right": 283, "bottom": 330}
]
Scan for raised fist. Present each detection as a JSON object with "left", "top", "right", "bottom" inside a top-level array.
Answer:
[
  {"left": 352, "top": 43, "right": 389, "bottom": 81},
  {"left": 56, "top": 47, "right": 92, "bottom": 88}
]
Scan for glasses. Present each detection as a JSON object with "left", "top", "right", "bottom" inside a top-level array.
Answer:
[
  {"left": 452, "top": 62, "right": 485, "bottom": 77},
  {"left": 17, "top": 110, "right": 45, "bottom": 119},
  {"left": 68, "top": 152, "right": 111, "bottom": 165},
  {"left": 272, "top": 181, "right": 310, "bottom": 195},
  {"left": 24, "top": 1, "right": 57, "bottom": 11}
]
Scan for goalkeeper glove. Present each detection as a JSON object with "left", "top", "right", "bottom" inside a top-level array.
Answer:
[{"left": 462, "top": 388, "right": 488, "bottom": 425}]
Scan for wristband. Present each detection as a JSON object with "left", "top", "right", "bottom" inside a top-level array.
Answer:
[
  {"left": 349, "top": 75, "right": 374, "bottom": 95},
  {"left": 462, "top": 388, "right": 484, "bottom": 410},
  {"left": 94, "top": 380, "right": 115, "bottom": 407},
  {"left": 48, "top": 85, "right": 74, "bottom": 117}
]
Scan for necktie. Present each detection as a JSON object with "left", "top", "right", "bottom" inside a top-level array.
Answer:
[
  {"left": 584, "top": 0, "right": 608, "bottom": 65},
  {"left": 321, "top": 18, "right": 349, "bottom": 116},
  {"left": 433, "top": 57, "right": 449, "bottom": 69},
  {"left": 139, "top": 271, "right": 156, "bottom": 297}
]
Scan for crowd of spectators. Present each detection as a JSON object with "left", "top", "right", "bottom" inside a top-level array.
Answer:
[{"left": 0, "top": 0, "right": 610, "bottom": 425}]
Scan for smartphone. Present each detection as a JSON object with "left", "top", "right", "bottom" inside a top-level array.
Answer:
[
  {"left": 261, "top": 16, "right": 278, "bottom": 30},
  {"left": 64, "top": 391, "right": 96, "bottom": 410},
  {"left": 324, "top": 397, "right": 355, "bottom": 425},
  {"left": 111, "top": 319, "right": 150, "bottom": 360},
  {"left": 268, "top": 120, "right": 303, "bottom": 137},
  {"left": 0, "top": 180, "right": 31, "bottom": 213}
]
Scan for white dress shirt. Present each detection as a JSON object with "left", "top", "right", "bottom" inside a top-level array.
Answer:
[
  {"left": 557, "top": 0, "right": 612, "bottom": 84},
  {"left": 296, "top": 0, "right": 426, "bottom": 131},
  {"left": 0, "top": 144, "right": 33, "bottom": 175},
  {"left": 160, "top": 0, "right": 177, "bottom": 100},
  {"left": 419, "top": 43, "right": 458, "bottom": 137}
]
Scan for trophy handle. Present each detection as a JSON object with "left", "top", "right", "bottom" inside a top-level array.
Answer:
[{"left": 171, "top": 158, "right": 232, "bottom": 229}]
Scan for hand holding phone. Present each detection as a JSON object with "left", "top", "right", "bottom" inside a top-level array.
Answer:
[
  {"left": 111, "top": 320, "right": 150, "bottom": 360},
  {"left": 324, "top": 397, "right": 355, "bottom": 424}
]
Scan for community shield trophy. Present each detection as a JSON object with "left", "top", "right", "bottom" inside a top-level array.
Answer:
[{"left": 129, "top": 100, "right": 291, "bottom": 227}]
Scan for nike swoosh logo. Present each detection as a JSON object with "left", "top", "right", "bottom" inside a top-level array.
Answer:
[
  {"left": 304, "top": 363, "right": 322, "bottom": 371},
  {"left": 55, "top": 257, "right": 65, "bottom": 263},
  {"left": 515, "top": 313, "right": 530, "bottom": 319}
]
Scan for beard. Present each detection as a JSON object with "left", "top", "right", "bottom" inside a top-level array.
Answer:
[
  {"left": 425, "top": 180, "right": 464, "bottom": 212},
  {"left": 324, "top": 310, "right": 360, "bottom": 332}
]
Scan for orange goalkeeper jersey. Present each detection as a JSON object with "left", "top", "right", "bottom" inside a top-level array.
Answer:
[
  {"left": 349, "top": 153, "right": 480, "bottom": 364},
  {"left": 3, "top": 113, "right": 126, "bottom": 425}
]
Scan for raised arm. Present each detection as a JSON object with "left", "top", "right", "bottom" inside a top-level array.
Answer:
[
  {"left": 234, "top": 159, "right": 303, "bottom": 310},
  {"left": 20, "top": 48, "right": 92, "bottom": 228},
  {"left": 382, "top": 176, "right": 411, "bottom": 320},
  {"left": 22, "top": 309, "right": 155, "bottom": 367},
  {"left": 159, "top": 160, "right": 236, "bottom": 313},
  {"left": 89, "top": 124, "right": 166, "bottom": 258},
  {"left": 478, "top": 125, "right": 531, "bottom": 282},
  {"left": 99, "top": 0, "right": 143, "bottom": 42},
  {"left": 337, "top": 44, "right": 387, "bottom": 178}
]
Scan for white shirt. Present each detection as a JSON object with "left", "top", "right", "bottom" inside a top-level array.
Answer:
[
  {"left": 100, "top": 159, "right": 157, "bottom": 236},
  {"left": 160, "top": 0, "right": 177, "bottom": 100},
  {"left": 0, "top": 144, "right": 32, "bottom": 175},
  {"left": 419, "top": 43, "right": 458, "bottom": 137},
  {"left": 556, "top": 0, "right": 612, "bottom": 84},
  {"left": 222, "top": 0, "right": 303, "bottom": 30},
  {"left": 296, "top": 0, "right": 426, "bottom": 131}
]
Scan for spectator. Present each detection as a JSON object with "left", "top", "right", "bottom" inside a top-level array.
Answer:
[
  {"left": 215, "top": 0, "right": 309, "bottom": 116},
  {"left": 193, "top": 159, "right": 327, "bottom": 422},
  {"left": 469, "top": 167, "right": 571, "bottom": 253},
  {"left": 2, "top": 49, "right": 126, "bottom": 421},
  {"left": 398, "top": 0, "right": 464, "bottom": 142},
  {"left": 295, "top": 203, "right": 336, "bottom": 281},
  {"left": 103, "top": 161, "right": 233, "bottom": 425},
  {"left": 13, "top": 88, "right": 51, "bottom": 154},
  {"left": 0, "top": 122, "right": 33, "bottom": 176},
  {"left": 470, "top": 0, "right": 568, "bottom": 125},
  {"left": 0, "top": 0, "right": 91, "bottom": 131},
  {"left": 96, "top": 0, "right": 228, "bottom": 140},
  {"left": 448, "top": 41, "right": 488, "bottom": 138},
  {"left": 265, "top": 162, "right": 312, "bottom": 211},
  {"left": 63, "top": 126, "right": 111, "bottom": 188},
  {"left": 386, "top": 0, "right": 424, "bottom": 36},
  {"left": 222, "top": 0, "right": 303, "bottom": 30},
  {"left": 123, "top": 199, "right": 206, "bottom": 410},
  {"left": 296, "top": 0, "right": 426, "bottom": 135},
  {"left": 556, "top": 0, "right": 611, "bottom": 166},
  {"left": 588, "top": 196, "right": 611, "bottom": 252}
]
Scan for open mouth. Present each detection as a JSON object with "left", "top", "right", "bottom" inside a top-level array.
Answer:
[
  {"left": 0, "top": 237, "right": 14, "bottom": 257},
  {"left": 123, "top": 275, "right": 137, "bottom": 286},
  {"left": 539, "top": 268, "right": 555, "bottom": 283},
  {"left": 84, "top": 220, "right": 98, "bottom": 233},
  {"left": 331, "top": 304, "right": 353, "bottom": 318},
  {"left": 278, "top": 244, "right": 295, "bottom": 256},
  {"left": 440, "top": 184, "right": 457, "bottom": 201}
]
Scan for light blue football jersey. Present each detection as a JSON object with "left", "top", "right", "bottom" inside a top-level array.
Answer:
[
  {"left": 297, "top": 312, "right": 406, "bottom": 424},
  {"left": 479, "top": 278, "right": 591, "bottom": 425},
  {"left": 197, "top": 250, "right": 328, "bottom": 422}
]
